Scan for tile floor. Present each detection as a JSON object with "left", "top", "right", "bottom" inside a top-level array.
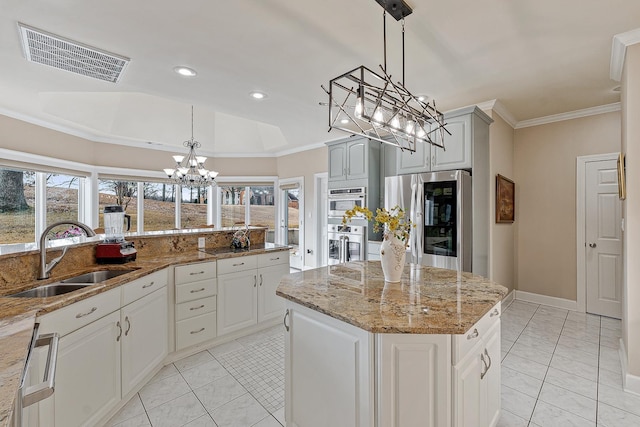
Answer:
[{"left": 106, "top": 300, "right": 640, "bottom": 427}]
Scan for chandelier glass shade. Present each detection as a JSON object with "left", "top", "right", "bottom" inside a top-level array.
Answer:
[
  {"left": 323, "top": 1, "right": 449, "bottom": 152},
  {"left": 163, "top": 107, "right": 218, "bottom": 188}
]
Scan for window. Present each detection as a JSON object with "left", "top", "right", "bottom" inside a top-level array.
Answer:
[
  {"left": 143, "top": 182, "right": 176, "bottom": 232},
  {"left": 181, "top": 186, "right": 207, "bottom": 228},
  {"left": 249, "top": 185, "right": 275, "bottom": 243},
  {"left": 46, "top": 173, "right": 85, "bottom": 240},
  {"left": 0, "top": 167, "right": 35, "bottom": 244},
  {"left": 219, "top": 185, "right": 246, "bottom": 227},
  {"left": 98, "top": 179, "right": 138, "bottom": 233}
]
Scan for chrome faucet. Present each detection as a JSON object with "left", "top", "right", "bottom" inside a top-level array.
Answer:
[{"left": 38, "top": 221, "right": 96, "bottom": 280}]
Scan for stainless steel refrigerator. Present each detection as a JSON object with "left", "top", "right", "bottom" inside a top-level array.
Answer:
[{"left": 385, "top": 170, "right": 472, "bottom": 271}]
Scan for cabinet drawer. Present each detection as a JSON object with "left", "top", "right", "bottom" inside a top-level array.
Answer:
[
  {"left": 176, "top": 311, "right": 216, "bottom": 350},
  {"left": 122, "top": 269, "right": 168, "bottom": 306},
  {"left": 176, "top": 296, "right": 217, "bottom": 321},
  {"left": 37, "top": 287, "right": 121, "bottom": 337},
  {"left": 175, "top": 261, "right": 217, "bottom": 285},
  {"left": 217, "top": 255, "right": 257, "bottom": 275},
  {"left": 176, "top": 278, "right": 217, "bottom": 303},
  {"left": 452, "top": 302, "right": 501, "bottom": 364},
  {"left": 257, "top": 251, "right": 289, "bottom": 268}
]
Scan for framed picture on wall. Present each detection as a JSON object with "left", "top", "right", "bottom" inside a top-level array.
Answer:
[
  {"left": 496, "top": 174, "right": 515, "bottom": 223},
  {"left": 618, "top": 152, "right": 626, "bottom": 200}
]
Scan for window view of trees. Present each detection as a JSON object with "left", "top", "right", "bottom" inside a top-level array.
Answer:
[
  {"left": 144, "top": 182, "right": 176, "bottom": 231},
  {"left": 249, "top": 186, "right": 275, "bottom": 243},
  {"left": 46, "top": 173, "right": 83, "bottom": 240},
  {"left": 98, "top": 179, "right": 138, "bottom": 233},
  {"left": 181, "top": 186, "right": 207, "bottom": 228},
  {"left": 0, "top": 168, "right": 35, "bottom": 244}
]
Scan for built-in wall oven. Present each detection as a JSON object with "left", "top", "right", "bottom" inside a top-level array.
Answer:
[
  {"left": 328, "top": 187, "right": 366, "bottom": 218},
  {"left": 328, "top": 224, "right": 366, "bottom": 265}
]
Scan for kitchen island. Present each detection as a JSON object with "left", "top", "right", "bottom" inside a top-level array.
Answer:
[{"left": 276, "top": 261, "right": 508, "bottom": 427}]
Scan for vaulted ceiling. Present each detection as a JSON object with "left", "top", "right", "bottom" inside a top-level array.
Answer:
[{"left": 1, "top": 0, "right": 638, "bottom": 157}]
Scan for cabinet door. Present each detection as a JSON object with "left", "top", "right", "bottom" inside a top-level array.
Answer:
[
  {"left": 285, "top": 303, "right": 373, "bottom": 427},
  {"left": 217, "top": 270, "right": 258, "bottom": 336},
  {"left": 346, "top": 140, "right": 368, "bottom": 180},
  {"left": 52, "top": 311, "right": 121, "bottom": 427},
  {"left": 481, "top": 323, "right": 501, "bottom": 427},
  {"left": 453, "top": 340, "right": 483, "bottom": 427},
  {"left": 328, "top": 144, "right": 347, "bottom": 181},
  {"left": 397, "top": 139, "right": 430, "bottom": 175},
  {"left": 258, "top": 262, "right": 290, "bottom": 323},
  {"left": 121, "top": 287, "right": 168, "bottom": 396},
  {"left": 432, "top": 114, "right": 471, "bottom": 171}
]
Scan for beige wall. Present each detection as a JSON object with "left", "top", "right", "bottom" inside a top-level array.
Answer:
[
  {"left": 488, "top": 113, "right": 515, "bottom": 292},
  {"left": 276, "top": 147, "right": 328, "bottom": 267},
  {"left": 514, "top": 112, "right": 621, "bottom": 300},
  {"left": 622, "top": 43, "right": 640, "bottom": 378}
]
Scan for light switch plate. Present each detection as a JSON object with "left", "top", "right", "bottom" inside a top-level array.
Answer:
[{"left": 198, "top": 237, "right": 205, "bottom": 248}]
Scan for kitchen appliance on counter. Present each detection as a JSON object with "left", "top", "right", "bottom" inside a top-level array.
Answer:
[
  {"left": 385, "top": 170, "right": 471, "bottom": 271},
  {"left": 96, "top": 205, "right": 137, "bottom": 263},
  {"left": 328, "top": 224, "right": 366, "bottom": 265},
  {"left": 328, "top": 187, "right": 366, "bottom": 218}
]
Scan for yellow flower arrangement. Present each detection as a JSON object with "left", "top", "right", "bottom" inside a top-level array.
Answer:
[{"left": 342, "top": 205, "right": 414, "bottom": 242}]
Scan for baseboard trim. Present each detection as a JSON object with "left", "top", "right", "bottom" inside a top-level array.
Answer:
[
  {"left": 619, "top": 338, "right": 640, "bottom": 396},
  {"left": 514, "top": 290, "right": 578, "bottom": 311},
  {"left": 502, "top": 290, "right": 516, "bottom": 309}
]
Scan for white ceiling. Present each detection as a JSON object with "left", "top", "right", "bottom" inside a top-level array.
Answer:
[{"left": 0, "top": 0, "right": 638, "bottom": 157}]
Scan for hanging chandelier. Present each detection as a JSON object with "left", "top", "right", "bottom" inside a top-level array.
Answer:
[
  {"left": 322, "top": 0, "right": 450, "bottom": 152},
  {"left": 163, "top": 106, "right": 219, "bottom": 187}
]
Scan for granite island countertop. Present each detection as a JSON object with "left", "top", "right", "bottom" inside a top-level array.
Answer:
[
  {"left": 276, "top": 261, "right": 508, "bottom": 335},
  {"left": 0, "top": 243, "right": 289, "bottom": 427}
]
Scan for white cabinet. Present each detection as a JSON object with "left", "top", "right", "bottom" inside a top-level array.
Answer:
[
  {"left": 121, "top": 287, "right": 168, "bottom": 396},
  {"left": 284, "top": 303, "right": 373, "bottom": 427},
  {"left": 453, "top": 303, "right": 501, "bottom": 427},
  {"left": 396, "top": 106, "right": 492, "bottom": 175},
  {"left": 217, "top": 252, "right": 289, "bottom": 336},
  {"left": 174, "top": 261, "right": 218, "bottom": 350}
]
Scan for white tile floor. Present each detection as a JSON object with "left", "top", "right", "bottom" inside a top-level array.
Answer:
[{"left": 107, "top": 300, "right": 640, "bottom": 427}]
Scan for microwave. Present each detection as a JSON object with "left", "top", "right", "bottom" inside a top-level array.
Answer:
[{"left": 328, "top": 187, "right": 366, "bottom": 218}]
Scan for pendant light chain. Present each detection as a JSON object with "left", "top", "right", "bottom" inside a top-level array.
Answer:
[{"left": 402, "top": 18, "right": 405, "bottom": 86}]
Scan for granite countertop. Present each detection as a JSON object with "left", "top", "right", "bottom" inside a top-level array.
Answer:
[
  {"left": 0, "top": 243, "right": 288, "bottom": 427},
  {"left": 276, "top": 261, "right": 508, "bottom": 335}
]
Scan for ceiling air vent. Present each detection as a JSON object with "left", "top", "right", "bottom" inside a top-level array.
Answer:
[{"left": 18, "top": 23, "right": 129, "bottom": 83}]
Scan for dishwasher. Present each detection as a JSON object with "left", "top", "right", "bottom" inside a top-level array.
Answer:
[{"left": 12, "top": 324, "right": 59, "bottom": 427}]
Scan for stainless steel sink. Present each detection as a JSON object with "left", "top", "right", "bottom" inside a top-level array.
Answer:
[
  {"left": 9, "top": 283, "right": 91, "bottom": 298},
  {"left": 60, "top": 269, "right": 136, "bottom": 284}
]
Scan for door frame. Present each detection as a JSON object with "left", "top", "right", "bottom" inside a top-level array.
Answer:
[
  {"left": 278, "top": 176, "right": 304, "bottom": 269},
  {"left": 576, "top": 152, "right": 620, "bottom": 313},
  {"left": 313, "top": 172, "right": 328, "bottom": 268}
]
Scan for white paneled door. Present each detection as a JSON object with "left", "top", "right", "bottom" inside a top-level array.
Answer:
[{"left": 585, "top": 159, "right": 622, "bottom": 319}]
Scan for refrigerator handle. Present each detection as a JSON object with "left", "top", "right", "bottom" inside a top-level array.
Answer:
[
  {"left": 344, "top": 236, "right": 350, "bottom": 262},
  {"left": 415, "top": 182, "right": 424, "bottom": 265}
]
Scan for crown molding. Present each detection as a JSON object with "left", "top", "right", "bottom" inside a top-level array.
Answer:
[
  {"left": 610, "top": 28, "right": 640, "bottom": 82},
  {"left": 515, "top": 103, "right": 621, "bottom": 129},
  {"left": 476, "top": 99, "right": 518, "bottom": 128}
]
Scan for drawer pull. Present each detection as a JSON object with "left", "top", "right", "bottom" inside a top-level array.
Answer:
[
  {"left": 189, "top": 271, "right": 205, "bottom": 276},
  {"left": 490, "top": 308, "right": 500, "bottom": 317},
  {"left": 190, "top": 304, "right": 205, "bottom": 311},
  {"left": 233, "top": 262, "right": 245, "bottom": 267},
  {"left": 142, "top": 281, "right": 155, "bottom": 289},
  {"left": 270, "top": 257, "right": 280, "bottom": 261},
  {"left": 76, "top": 307, "right": 97, "bottom": 319},
  {"left": 190, "top": 328, "right": 205, "bottom": 335},
  {"left": 467, "top": 328, "right": 479, "bottom": 340},
  {"left": 190, "top": 288, "right": 206, "bottom": 293}
]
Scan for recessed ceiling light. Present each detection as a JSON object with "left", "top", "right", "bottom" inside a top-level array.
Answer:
[
  {"left": 340, "top": 118, "right": 349, "bottom": 124},
  {"left": 250, "top": 91, "right": 267, "bottom": 100},
  {"left": 174, "top": 66, "right": 197, "bottom": 77}
]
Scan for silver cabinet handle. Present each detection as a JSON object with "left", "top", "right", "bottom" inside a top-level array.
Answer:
[
  {"left": 124, "top": 316, "right": 131, "bottom": 336},
  {"left": 589, "top": 243, "right": 597, "bottom": 248},
  {"left": 190, "top": 304, "right": 205, "bottom": 311},
  {"left": 142, "top": 281, "right": 155, "bottom": 289},
  {"left": 76, "top": 307, "right": 97, "bottom": 319},
  {"left": 284, "top": 309, "right": 290, "bottom": 332},
  {"left": 270, "top": 257, "right": 280, "bottom": 261},
  {"left": 233, "top": 262, "right": 245, "bottom": 267},
  {"left": 480, "top": 348, "right": 492, "bottom": 379},
  {"left": 254, "top": 275, "right": 257, "bottom": 288},
  {"left": 190, "top": 288, "right": 206, "bottom": 293},
  {"left": 22, "top": 332, "right": 59, "bottom": 407},
  {"left": 190, "top": 328, "right": 205, "bottom": 335},
  {"left": 189, "top": 271, "right": 205, "bottom": 275},
  {"left": 467, "top": 328, "right": 479, "bottom": 340},
  {"left": 116, "top": 321, "right": 122, "bottom": 342},
  {"left": 259, "top": 274, "right": 263, "bottom": 286},
  {"left": 490, "top": 308, "right": 500, "bottom": 317}
]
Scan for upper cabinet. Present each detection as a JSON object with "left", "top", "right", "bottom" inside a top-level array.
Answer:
[
  {"left": 327, "top": 138, "right": 376, "bottom": 183},
  {"left": 396, "top": 106, "right": 493, "bottom": 175}
]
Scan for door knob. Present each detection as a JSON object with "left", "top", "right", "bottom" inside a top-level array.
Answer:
[{"left": 589, "top": 243, "right": 597, "bottom": 248}]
